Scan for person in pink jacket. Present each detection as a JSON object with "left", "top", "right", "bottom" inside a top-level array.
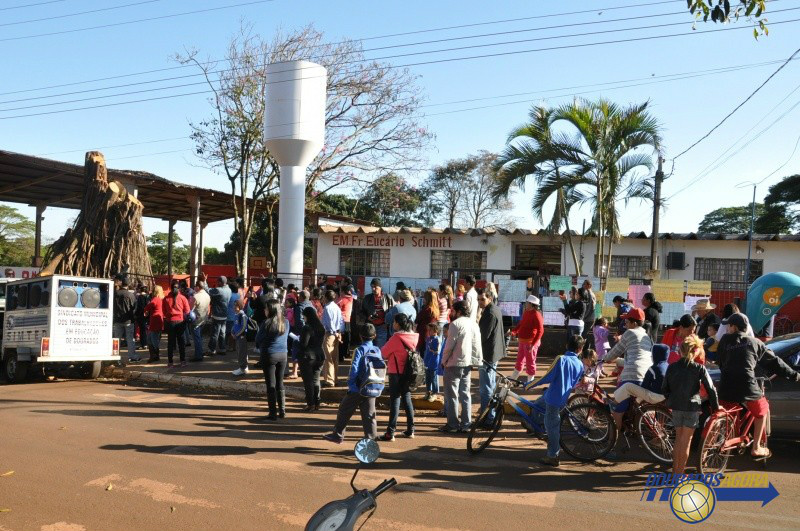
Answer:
[{"left": 380, "top": 313, "right": 419, "bottom": 441}]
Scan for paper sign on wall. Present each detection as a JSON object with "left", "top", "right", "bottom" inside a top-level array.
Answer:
[
  {"left": 498, "top": 280, "right": 528, "bottom": 302},
  {"left": 686, "top": 280, "right": 712, "bottom": 295},
  {"left": 543, "top": 311, "right": 565, "bottom": 326},
  {"left": 652, "top": 280, "right": 685, "bottom": 302},
  {"left": 498, "top": 302, "right": 521, "bottom": 317},
  {"left": 684, "top": 295, "right": 710, "bottom": 313},
  {"left": 628, "top": 284, "right": 651, "bottom": 305},
  {"left": 602, "top": 306, "right": 618, "bottom": 319},
  {"left": 549, "top": 275, "right": 573, "bottom": 292},
  {"left": 604, "top": 278, "right": 630, "bottom": 292},
  {"left": 604, "top": 291, "right": 628, "bottom": 306},
  {"left": 542, "top": 296, "right": 563, "bottom": 312},
  {"left": 660, "top": 302, "right": 687, "bottom": 325}
]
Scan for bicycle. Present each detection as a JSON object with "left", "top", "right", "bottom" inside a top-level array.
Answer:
[
  {"left": 697, "top": 377, "right": 772, "bottom": 475},
  {"left": 568, "top": 378, "right": 676, "bottom": 464},
  {"left": 467, "top": 365, "right": 617, "bottom": 462},
  {"left": 772, "top": 314, "right": 795, "bottom": 337}
]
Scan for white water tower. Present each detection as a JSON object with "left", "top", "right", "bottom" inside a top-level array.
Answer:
[{"left": 263, "top": 60, "right": 327, "bottom": 280}]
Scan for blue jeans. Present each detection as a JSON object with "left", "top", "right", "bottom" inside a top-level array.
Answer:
[
  {"left": 208, "top": 319, "right": 226, "bottom": 353},
  {"left": 113, "top": 321, "right": 138, "bottom": 362},
  {"left": 567, "top": 323, "right": 584, "bottom": 340},
  {"left": 387, "top": 373, "right": 414, "bottom": 434},
  {"left": 425, "top": 368, "right": 439, "bottom": 394},
  {"left": 192, "top": 324, "right": 204, "bottom": 360},
  {"left": 444, "top": 366, "right": 472, "bottom": 430},
  {"left": 374, "top": 326, "right": 388, "bottom": 348},
  {"left": 147, "top": 331, "right": 161, "bottom": 355},
  {"left": 479, "top": 362, "right": 498, "bottom": 422},
  {"left": 532, "top": 395, "right": 562, "bottom": 458}
]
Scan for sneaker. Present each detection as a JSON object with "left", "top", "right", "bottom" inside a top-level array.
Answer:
[
  {"left": 539, "top": 456, "right": 560, "bottom": 467},
  {"left": 402, "top": 430, "right": 415, "bottom": 439},
  {"left": 438, "top": 425, "right": 458, "bottom": 433},
  {"left": 129, "top": 357, "right": 142, "bottom": 363},
  {"left": 426, "top": 394, "right": 437, "bottom": 403},
  {"left": 322, "top": 433, "right": 344, "bottom": 444},
  {"left": 232, "top": 367, "right": 249, "bottom": 376},
  {"left": 380, "top": 432, "right": 395, "bottom": 442}
]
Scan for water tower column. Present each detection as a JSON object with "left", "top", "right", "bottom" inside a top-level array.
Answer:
[{"left": 276, "top": 165, "right": 306, "bottom": 277}]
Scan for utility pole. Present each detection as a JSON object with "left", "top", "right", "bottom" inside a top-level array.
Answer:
[
  {"left": 649, "top": 156, "right": 664, "bottom": 273},
  {"left": 745, "top": 184, "right": 757, "bottom": 288}
]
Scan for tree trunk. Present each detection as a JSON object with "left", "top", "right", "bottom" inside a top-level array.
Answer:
[
  {"left": 40, "top": 151, "right": 153, "bottom": 284},
  {"left": 605, "top": 238, "right": 615, "bottom": 284},
  {"left": 563, "top": 217, "right": 581, "bottom": 276}
]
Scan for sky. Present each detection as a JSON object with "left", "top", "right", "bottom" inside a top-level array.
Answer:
[{"left": 2, "top": 0, "right": 800, "bottom": 252}]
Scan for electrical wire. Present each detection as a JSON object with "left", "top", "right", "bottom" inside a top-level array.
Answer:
[
  {"left": 0, "top": 0, "right": 163, "bottom": 27},
  {"left": 0, "top": 0, "right": 66, "bottom": 11}
]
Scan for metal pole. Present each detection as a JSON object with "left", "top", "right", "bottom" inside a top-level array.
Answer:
[
  {"left": 745, "top": 184, "right": 756, "bottom": 288},
  {"left": 650, "top": 156, "right": 664, "bottom": 272},
  {"left": 167, "top": 219, "right": 176, "bottom": 280}
]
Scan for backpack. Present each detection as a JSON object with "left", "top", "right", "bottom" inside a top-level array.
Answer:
[
  {"left": 359, "top": 347, "right": 387, "bottom": 398},
  {"left": 403, "top": 346, "right": 426, "bottom": 392}
]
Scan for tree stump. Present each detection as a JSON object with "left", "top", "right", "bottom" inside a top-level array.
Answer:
[{"left": 40, "top": 151, "right": 154, "bottom": 284}]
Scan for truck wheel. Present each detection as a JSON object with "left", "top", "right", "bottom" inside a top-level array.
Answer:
[
  {"left": 79, "top": 361, "right": 103, "bottom": 379},
  {"left": 4, "top": 354, "right": 30, "bottom": 383}
]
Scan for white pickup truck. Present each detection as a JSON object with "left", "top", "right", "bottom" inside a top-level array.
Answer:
[{"left": 1, "top": 275, "right": 120, "bottom": 383}]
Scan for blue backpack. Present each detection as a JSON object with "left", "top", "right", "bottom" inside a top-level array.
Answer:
[{"left": 359, "top": 347, "right": 387, "bottom": 398}]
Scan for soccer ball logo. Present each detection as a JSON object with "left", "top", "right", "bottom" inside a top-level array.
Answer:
[{"left": 670, "top": 480, "right": 716, "bottom": 523}]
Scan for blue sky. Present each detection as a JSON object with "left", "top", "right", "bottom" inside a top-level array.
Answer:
[{"left": 2, "top": 0, "right": 800, "bottom": 251}]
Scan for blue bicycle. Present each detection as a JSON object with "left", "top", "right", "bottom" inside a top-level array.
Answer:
[{"left": 467, "top": 367, "right": 617, "bottom": 462}]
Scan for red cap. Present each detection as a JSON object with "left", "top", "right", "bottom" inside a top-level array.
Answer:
[{"left": 620, "top": 307, "right": 645, "bottom": 321}]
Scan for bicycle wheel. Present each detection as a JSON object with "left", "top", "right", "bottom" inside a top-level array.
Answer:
[
  {"left": 467, "top": 402, "right": 505, "bottom": 455},
  {"left": 638, "top": 405, "right": 676, "bottom": 464},
  {"left": 567, "top": 393, "right": 591, "bottom": 409},
  {"left": 559, "top": 402, "right": 617, "bottom": 462},
  {"left": 697, "top": 415, "right": 733, "bottom": 475}
]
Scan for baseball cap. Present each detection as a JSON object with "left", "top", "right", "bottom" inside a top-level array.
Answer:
[{"left": 620, "top": 307, "right": 646, "bottom": 321}]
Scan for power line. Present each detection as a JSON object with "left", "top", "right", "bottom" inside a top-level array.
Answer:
[
  {"left": 38, "top": 136, "right": 189, "bottom": 156},
  {"left": 0, "top": 0, "right": 739, "bottom": 96},
  {"left": 0, "top": 0, "right": 277, "bottom": 42},
  {"left": 0, "top": 0, "right": 66, "bottom": 11},
  {"left": 3, "top": 15, "right": 799, "bottom": 118},
  {"left": 0, "top": 0, "right": 163, "bottom": 28}
]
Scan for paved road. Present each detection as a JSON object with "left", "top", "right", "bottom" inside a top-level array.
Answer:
[{"left": 1, "top": 379, "right": 798, "bottom": 531}]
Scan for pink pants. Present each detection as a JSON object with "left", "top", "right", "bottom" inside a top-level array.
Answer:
[{"left": 515, "top": 342, "right": 538, "bottom": 376}]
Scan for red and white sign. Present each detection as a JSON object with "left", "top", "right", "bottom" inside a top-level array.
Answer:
[{"left": 331, "top": 234, "right": 453, "bottom": 248}]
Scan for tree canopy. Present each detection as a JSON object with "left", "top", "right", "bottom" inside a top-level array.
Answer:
[
  {"left": 687, "top": 0, "right": 769, "bottom": 37},
  {"left": 0, "top": 205, "right": 35, "bottom": 267},
  {"left": 697, "top": 202, "right": 794, "bottom": 234},
  {"left": 763, "top": 174, "right": 800, "bottom": 231},
  {"left": 146, "top": 231, "right": 189, "bottom": 275}
]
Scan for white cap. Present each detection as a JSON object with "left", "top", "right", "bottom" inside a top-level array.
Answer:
[{"left": 527, "top": 295, "right": 540, "bottom": 305}]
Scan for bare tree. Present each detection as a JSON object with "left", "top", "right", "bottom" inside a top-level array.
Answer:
[{"left": 179, "top": 24, "right": 432, "bottom": 276}]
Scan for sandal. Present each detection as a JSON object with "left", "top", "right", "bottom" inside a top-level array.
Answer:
[{"left": 751, "top": 448, "right": 772, "bottom": 459}]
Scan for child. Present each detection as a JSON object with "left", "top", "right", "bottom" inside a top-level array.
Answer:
[
  {"left": 527, "top": 334, "right": 596, "bottom": 467},
  {"left": 322, "top": 324, "right": 383, "bottom": 444},
  {"left": 703, "top": 322, "right": 719, "bottom": 362},
  {"left": 593, "top": 317, "right": 610, "bottom": 361},
  {"left": 663, "top": 335, "right": 719, "bottom": 474},
  {"left": 613, "top": 343, "right": 669, "bottom": 405},
  {"left": 231, "top": 299, "right": 249, "bottom": 376},
  {"left": 423, "top": 322, "right": 442, "bottom": 402}
]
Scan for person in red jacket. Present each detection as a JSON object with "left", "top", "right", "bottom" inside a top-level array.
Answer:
[
  {"left": 163, "top": 279, "right": 191, "bottom": 368},
  {"left": 510, "top": 295, "right": 544, "bottom": 382},
  {"left": 143, "top": 285, "right": 165, "bottom": 363},
  {"left": 380, "top": 313, "right": 419, "bottom": 441}
]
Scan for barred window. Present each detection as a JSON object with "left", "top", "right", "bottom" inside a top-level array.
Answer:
[
  {"left": 595, "top": 255, "right": 652, "bottom": 278},
  {"left": 694, "top": 258, "right": 763, "bottom": 289},
  {"left": 338, "top": 249, "right": 390, "bottom": 277},
  {"left": 430, "top": 250, "right": 487, "bottom": 280}
]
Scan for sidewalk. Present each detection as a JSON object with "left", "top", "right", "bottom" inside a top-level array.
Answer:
[{"left": 106, "top": 340, "right": 551, "bottom": 412}]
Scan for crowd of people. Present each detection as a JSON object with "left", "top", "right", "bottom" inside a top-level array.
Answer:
[{"left": 112, "top": 273, "right": 800, "bottom": 471}]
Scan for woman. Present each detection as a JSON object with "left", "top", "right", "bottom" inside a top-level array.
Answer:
[
  {"left": 162, "top": 280, "right": 190, "bottom": 368},
  {"left": 416, "top": 290, "right": 440, "bottom": 353},
  {"left": 261, "top": 299, "right": 290, "bottom": 420},
  {"left": 714, "top": 303, "right": 754, "bottom": 341},
  {"left": 560, "top": 287, "right": 587, "bottom": 338},
  {"left": 297, "top": 305, "right": 325, "bottom": 411},
  {"left": 143, "top": 285, "right": 165, "bottom": 363},
  {"left": 380, "top": 313, "right": 419, "bottom": 441},
  {"left": 336, "top": 285, "right": 355, "bottom": 363},
  {"left": 605, "top": 307, "right": 654, "bottom": 435},
  {"left": 510, "top": 295, "right": 544, "bottom": 382},
  {"left": 641, "top": 292, "right": 663, "bottom": 343},
  {"left": 661, "top": 314, "right": 698, "bottom": 364},
  {"left": 310, "top": 287, "right": 324, "bottom": 319},
  {"left": 437, "top": 284, "right": 451, "bottom": 326},
  {"left": 663, "top": 335, "right": 719, "bottom": 474}
]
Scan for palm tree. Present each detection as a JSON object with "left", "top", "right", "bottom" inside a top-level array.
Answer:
[
  {"left": 550, "top": 98, "right": 662, "bottom": 279},
  {"left": 494, "top": 106, "right": 584, "bottom": 275}
]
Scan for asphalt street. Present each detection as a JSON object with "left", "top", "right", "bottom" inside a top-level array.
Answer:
[{"left": 1, "top": 379, "right": 798, "bottom": 531}]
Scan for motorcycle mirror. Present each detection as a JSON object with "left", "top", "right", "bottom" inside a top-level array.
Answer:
[{"left": 354, "top": 438, "right": 380, "bottom": 464}]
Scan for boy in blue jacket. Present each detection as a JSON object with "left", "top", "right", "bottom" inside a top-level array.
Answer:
[
  {"left": 323, "top": 324, "right": 381, "bottom": 443},
  {"left": 526, "top": 334, "right": 596, "bottom": 467}
]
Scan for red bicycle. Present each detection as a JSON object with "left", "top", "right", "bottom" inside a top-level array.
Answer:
[{"left": 697, "top": 377, "right": 772, "bottom": 474}]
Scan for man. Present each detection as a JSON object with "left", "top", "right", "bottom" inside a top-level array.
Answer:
[
  {"left": 477, "top": 287, "right": 505, "bottom": 424},
  {"left": 440, "top": 300, "right": 483, "bottom": 433},
  {"left": 717, "top": 313, "right": 800, "bottom": 458},
  {"left": 581, "top": 279, "right": 596, "bottom": 340},
  {"left": 134, "top": 284, "right": 149, "bottom": 350},
  {"left": 359, "top": 278, "right": 394, "bottom": 347},
  {"left": 693, "top": 299, "right": 720, "bottom": 339},
  {"left": 384, "top": 289, "right": 417, "bottom": 340},
  {"left": 322, "top": 290, "right": 345, "bottom": 387},
  {"left": 464, "top": 275, "right": 478, "bottom": 322},
  {"left": 336, "top": 285, "right": 355, "bottom": 363},
  {"left": 190, "top": 281, "right": 210, "bottom": 362},
  {"left": 207, "top": 276, "right": 231, "bottom": 355},
  {"left": 113, "top": 275, "right": 139, "bottom": 364}
]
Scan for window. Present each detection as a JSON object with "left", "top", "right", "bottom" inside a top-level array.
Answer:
[
  {"left": 514, "top": 244, "right": 561, "bottom": 275},
  {"left": 430, "top": 250, "right": 487, "bottom": 280},
  {"left": 595, "top": 255, "right": 652, "bottom": 278},
  {"left": 338, "top": 249, "right": 390, "bottom": 277},
  {"left": 694, "top": 258, "right": 763, "bottom": 289}
]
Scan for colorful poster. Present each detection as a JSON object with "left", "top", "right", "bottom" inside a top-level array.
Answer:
[
  {"left": 660, "top": 302, "right": 687, "bottom": 325},
  {"left": 549, "top": 275, "right": 573, "bottom": 292},
  {"left": 687, "top": 280, "right": 712, "bottom": 295},
  {"left": 604, "top": 291, "right": 627, "bottom": 306},
  {"left": 594, "top": 291, "right": 605, "bottom": 318},
  {"left": 498, "top": 302, "right": 521, "bottom": 317},
  {"left": 601, "top": 306, "right": 618, "bottom": 319},
  {"left": 628, "top": 284, "right": 651, "bottom": 305},
  {"left": 542, "top": 296, "right": 563, "bottom": 312},
  {"left": 498, "top": 280, "right": 528, "bottom": 302},
  {"left": 605, "top": 277, "right": 630, "bottom": 293},
  {"left": 543, "top": 311, "right": 565, "bottom": 326}
]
